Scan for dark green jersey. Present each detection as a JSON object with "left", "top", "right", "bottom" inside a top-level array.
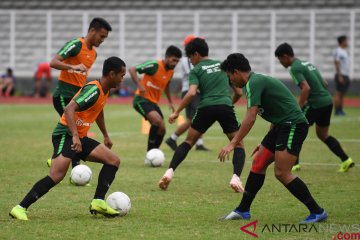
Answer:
[
  {"left": 290, "top": 59, "right": 332, "bottom": 108},
  {"left": 135, "top": 60, "right": 159, "bottom": 75},
  {"left": 52, "top": 84, "right": 100, "bottom": 136},
  {"left": 189, "top": 59, "right": 232, "bottom": 108},
  {"left": 246, "top": 72, "right": 308, "bottom": 125}
]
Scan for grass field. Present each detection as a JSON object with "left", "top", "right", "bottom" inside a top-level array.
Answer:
[{"left": 0, "top": 104, "right": 359, "bottom": 240}]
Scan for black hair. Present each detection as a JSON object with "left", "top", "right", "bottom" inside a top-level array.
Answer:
[
  {"left": 102, "top": 56, "right": 126, "bottom": 76},
  {"left": 274, "top": 42, "right": 294, "bottom": 57},
  {"left": 337, "top": 35, "right": 347, "bottom": 44},
  {"left": 88, "top": 18, "right": 112, "bottom": 32},
  {"left": 220, "top": 53, "right": 251, "bottom": 73},
  {"left": 6, "top": 67, "right": 13, "bottom": 76},
  {"left": 185, "top": 38, "right": 209, "bottom": 57},
  {"left": 165, "top": 45, "right": 182, "bottom": 58}
]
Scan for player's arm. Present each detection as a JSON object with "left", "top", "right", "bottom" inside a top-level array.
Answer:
[
  {"left": 128, "top": 66, "right": 145, "bottom": 94},
  {"left": 298, "top": 80, "right": 310, "bottom": 108},
  {"left": 334, "top": 53, "right": 344, "bottom": 84},
  {"left": 164, "top": 81, "right": 175, "bottom": 112},
  {"left": 95, "top": 110, "right": 112, "bottom": 149},
  {"left": 218, "top": 106, "right": 258, "bottom": 162},
  {"left": 64, "top": 100, "right": 82, "bottom": 153},
  {"left": 168, "top": 84, "right": 197, "bottom": 124},
  {"left": 50, "top": 40, "right": 87, "bottom": 73},
  {"left": 232, "top": 85, "right": 243, "bottom": 104}
]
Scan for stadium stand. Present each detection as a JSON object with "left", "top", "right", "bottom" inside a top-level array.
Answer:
[{"left": 0, "top": 0, "right": 359, "bottom": 95}]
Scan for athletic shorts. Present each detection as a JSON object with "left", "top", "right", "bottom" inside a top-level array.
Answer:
[
  {"left": 261, "top": 122, "right": 309, "bottom": 157},
  {"left": 53, "top": 95, "right": 72, "bottom": 116},
  {"left": 191, "top": 105, "right": 240, "bottom": 134},
  {"left": 52, "top": 133, "right": 100, "bottom": 160},
  {"left": 302, "top": 103, "right": 332, "bottom": 127},
  {"left": 133, "top": 95, "right": 163, "bottom": 119},
  {"left": 181, "top": 91, "right": 200, "bottom": 119},
  {"left": 335, "top": 74, "right": 350, "bottom": 93}
]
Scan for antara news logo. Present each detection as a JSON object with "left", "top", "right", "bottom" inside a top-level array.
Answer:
[{"left": 239, "top": 220, "right": 360, "bottom": 239}]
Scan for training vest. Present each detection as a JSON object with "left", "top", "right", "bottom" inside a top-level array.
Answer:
[
  {"left": 59, "top": 38, "right": 97, "bottom": 87},
  {"left": 60, "top": 81, "right": 108, "bottom": 138},
  {"left": 135, "top": 60, "right": 174, "bottom": 103}
]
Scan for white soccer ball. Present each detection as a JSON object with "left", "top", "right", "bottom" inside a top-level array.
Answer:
[
  {"left": 70, "top": 165, "right": 92, "bottom": 186},
  {"left": 145, "top": 148, "right": 165, "bottom": 167},
  {"left": 106, "top": 192, "right": 131, "bottom": 216}
]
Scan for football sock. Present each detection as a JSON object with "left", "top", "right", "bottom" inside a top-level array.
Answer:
[
  {"left": 324, "top": 136, "right": 349, "bottom": 161},
  {"left": 233, "top": 147, "right": 246, "bottom": 176},
  {"left": 147, "top": 125, "right": 159, "bottom": 151},
  {"left": 285, "top": 177, "right": 323, "bottom": 214},
  {"left": 71, "top": 157, "right": 81, "bottom": 168},
  {"left": 155, "top": 133, "right": 165, "bottom": 149},
  {"left": 19, "top": 176, "right": 56, "bottom": 209},
  {"left": 171, "top": 133, "right": 178, "bottom": 141},
  {"left": 94, "top": 164, "right": 118, "bottom": 200},
  {"left": 236, "top": 172, "right": 265, "bottom": 212},
  {"left": 169, "top": 142, "right": 192, "bottom": 171}
]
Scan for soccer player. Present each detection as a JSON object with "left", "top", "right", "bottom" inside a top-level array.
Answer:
[
  {"left": 219, "top": 53, "right": 327, "bottom": 223},
  {"left": 48, "top": 17, "right": 112, "bottom": 168},
  {"left": 275, "top": 43, "right": 354, "bottom": 172},
  {"left": 129, "top": 45, "right": 182, "bottom": 155},
  {"left": 165, "top": 35, "right": 209, "bottom": 151},
  {"left": 158, "top": 38, "right": 245, "bottom": 192},
  {"left": 9, "top": 57, "right": 126, "bottom": 221},
  {"left": 333, "top": 35, "right": 351, "bottom": 116}
]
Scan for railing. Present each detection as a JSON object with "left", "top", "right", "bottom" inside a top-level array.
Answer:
[{"left": 0, "top": 9, "right": 359, "bottom": 80}]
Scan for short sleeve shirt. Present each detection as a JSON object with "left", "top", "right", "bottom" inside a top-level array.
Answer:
[
  {"left": 290, "top": 59, "right": 332, "bottom": 109},
  {"left": 245, "top": 72, "right": 308, "bottom": 125},
  {"left": 189, "top": 59, "right": 232, "bottom": 108}
]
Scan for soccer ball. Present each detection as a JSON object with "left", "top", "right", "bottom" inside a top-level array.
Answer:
[
  {"left": 106, "top": 192, "right": 131, "bottom": 216},
  {"left": 70, "top": 165, "right": 92, "bottom": 186},
  {"left": 145, "top": 148, "right": 165, "bottom": 167}
]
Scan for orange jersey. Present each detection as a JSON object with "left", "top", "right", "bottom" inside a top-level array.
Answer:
[
  {"left": 59, "top": 80, "right": 108, "bottom": 138},
  {"left": 135, "top": 60, "right": 174, "bottom": 103},
  {"left": 58, "top": 37, "right": 97, "bottom": 87}
]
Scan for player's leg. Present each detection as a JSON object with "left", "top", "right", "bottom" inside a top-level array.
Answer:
[
  {"left": 274, "top": 123, "right": 327, "bottom": 222},
  {"left": 315, "top": 104, "right": 354, "bottom": 171},
  {"left": 10, "top": 134, "right": 74, "bottom": 220},
  {"left": 159, "top": 106, "right": 214, "bottom": 190},
  {"left": 146, "top": 109, "right": 166, "bottom": 150},
  {"left": 83, "top": 138, "right": 120, "bottom": 217},
  {"left": 217, "top": 105, "right": 245, "bottom": 192},
  {"left": 159, "top": 127, "right": 202, "bottom": 190},
  {"left": 166, "top": 118, "right": 191, "bottom": 151},
  {"left": 221, "top": 129, "right": 276, "bottom": 220}
]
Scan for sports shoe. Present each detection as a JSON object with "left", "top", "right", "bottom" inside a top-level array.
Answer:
[
  {"left": 159, "top": 168, "right": 174, "bottom": 190},
  {"left": 9, "top": 205, "right": 28, "bottom": 220},
  {"left": 195, "top": 145, "right": 210, "bottom": 151},
  {"left": 165, "top": 138, "right": 177, "bottom": 151},
  {"left": 302, "top": 210, "right": 327, "bottom": 223},
  {"left": 229, "top": 174, "right": 244, "bottom": 193},
  {"left": 89, "top": 199, "right": 119, "bottom": 218},
  {"left": 47, "top": 158, "right": 52, "bottom": 168},
  {"left": 219, "top": 210, "right": 251, "bottom": 220},
  {"left": 292, "top": 164, "right": 301, "bottom": 172},
  {"left": 338, "top": 158, "right": 355, "bottom": 172}
]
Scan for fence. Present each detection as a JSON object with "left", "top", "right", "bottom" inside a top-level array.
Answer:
[{"left": 0, "top": 9, "right": 359, "bottom": 80}]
